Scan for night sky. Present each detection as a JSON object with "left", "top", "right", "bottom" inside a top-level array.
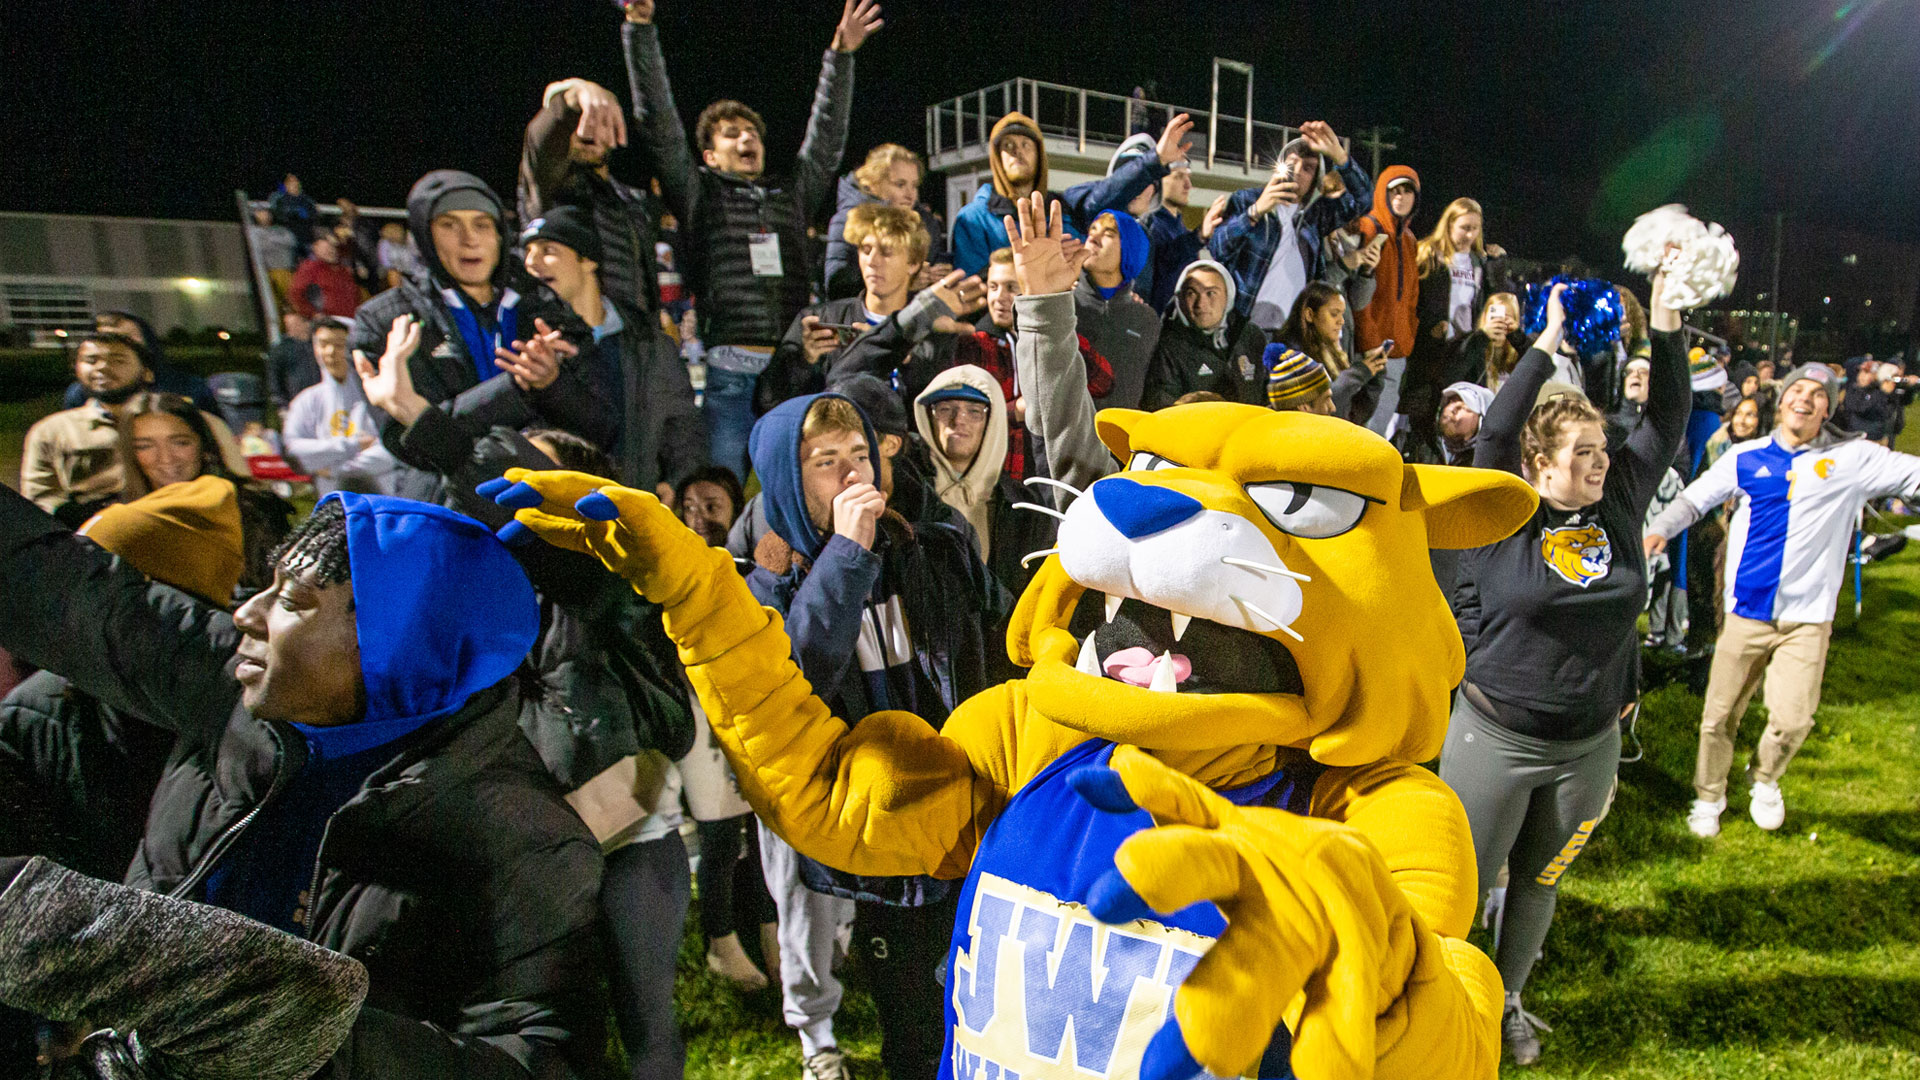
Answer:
[{"left": 4, "top": 0, "right": 1916, "bottom": 287}]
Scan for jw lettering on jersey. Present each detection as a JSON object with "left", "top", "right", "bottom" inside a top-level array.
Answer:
[
  {"left": 949, "top": 874, "right": 1206, "bottom": 1080},
  {"left": 940, "top": 740, "right": 1317, "bottom": 1080}
]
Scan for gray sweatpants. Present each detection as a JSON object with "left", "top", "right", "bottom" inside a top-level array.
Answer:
[
  {"left": 758, "top": 822, "right": 856, "bottom": 1055},
  {"left": 1438, "top": 689, "right": 1619, "bottom": 995}
]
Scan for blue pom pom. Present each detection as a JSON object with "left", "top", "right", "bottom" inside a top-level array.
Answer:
[
  {"left": 1522, "top": 276, "right": 1624, "bottom": 359},
  {"left": 576, "top": 491, "right": 622, "bottom": 521},
  {"left": 475, "top": 476, "right": 514, "bottom": 499},
  {"left": 1068, "top": 766, "right": 1139, "bottom": 813},
  {"left": 494, "top": 481, "right": 545, "bottom": 510}
]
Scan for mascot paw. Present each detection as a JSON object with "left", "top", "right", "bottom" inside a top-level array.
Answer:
[
  {"left": 482, "top": 468, "right": 702, "bottom": 593},
  {"left": 1072, "top": 746, "right": 1404, "bottom": 1080}
]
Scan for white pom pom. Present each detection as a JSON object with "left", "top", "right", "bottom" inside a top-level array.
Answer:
[
  {"left": 1623, "top": 204, "right": 1707, "bottom": 274},
  {"left": 1659, "top": 224, "right": 1740, "bottom": 310}
]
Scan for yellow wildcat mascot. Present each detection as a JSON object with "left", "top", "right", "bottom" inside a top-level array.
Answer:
[{"left": 496, "top": 397, "right": 1535, "bottom": 1080}]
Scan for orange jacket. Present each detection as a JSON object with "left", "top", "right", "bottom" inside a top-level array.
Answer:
[{"left": 1353, "top": 165, "right": 1420, "bottom": 359}]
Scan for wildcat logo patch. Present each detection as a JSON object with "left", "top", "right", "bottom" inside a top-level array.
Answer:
[
  {"left": 1540, "top": 524, "right": 1612, "bottom": 588},
  {"left": 1814, "top": 458, "right": 1836, "bottom": 479}
]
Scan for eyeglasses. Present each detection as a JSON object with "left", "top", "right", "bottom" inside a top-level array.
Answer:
[{"left": 931, "top": 402, "right": 990, "bottom": 424}]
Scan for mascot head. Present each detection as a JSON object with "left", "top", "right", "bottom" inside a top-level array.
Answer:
[{"left": 1009, "top": 404, "right": 1536, "bottom": 765}]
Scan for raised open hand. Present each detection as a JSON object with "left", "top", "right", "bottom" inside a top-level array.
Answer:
[
  {"left": 926, "top": 269, "right": 987, "bottom": 317},
  {"left": 1156, "top": 113, "right": 1195, "bottom": 165},
  {"left": 1199, "top": 193, "right": 1230, "bottom": 241},
  {"left": 1297, "top": 120, "right": 1348, "bottom": 166},
  {"left": 352, "top": 314, "right": 428, "bottom": 424},
  {"left": 831, "top": 0, "right": 883, "bottom": 51},
  {"left": 1002, "top": 191, "right": 1091, "bottom": 298}
]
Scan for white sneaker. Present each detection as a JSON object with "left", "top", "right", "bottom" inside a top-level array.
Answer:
[
  {"left": 802, "top": 1048, "right": 852, "bottom": 1080},
  {"left": 1687, "top": 798, "right": 1725, "bottom": 838},
  {"left": 1749, "top": 781, "right": 1786, "bottom": 831}
]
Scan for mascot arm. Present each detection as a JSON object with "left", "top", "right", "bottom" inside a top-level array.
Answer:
[
  {"left": 493, "top": 468, "right": 1029, "bottom": 880},
  {"left": 1312, "top": 761, "right": 1502, "bottom": 1079}
]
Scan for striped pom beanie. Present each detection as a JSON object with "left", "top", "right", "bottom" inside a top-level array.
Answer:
[
  {"left": 1264, "top": 345, "right": 1331, "bottom": 410},
  {"left": 1688, "top": 345, "right": 1728, "bottom": 392}
]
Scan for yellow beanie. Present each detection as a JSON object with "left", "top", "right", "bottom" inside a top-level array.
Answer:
[{"left": 79, "top": 475, "right": 245, "bottom": 606}]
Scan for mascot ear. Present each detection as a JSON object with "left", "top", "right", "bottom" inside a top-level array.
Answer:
[
  {"left": 1095, "top": 409, "right": 1150, "bottom": 465},
  {"left": 1402, "top": 464, "right": 1539, "bottom": 549}
]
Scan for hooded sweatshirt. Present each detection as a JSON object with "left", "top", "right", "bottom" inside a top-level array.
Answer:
[
  {"left": 913, "top": 366, "right": 1010, "bottom": 560},
  {"left": 1353, "top": 165, "right": 1420, "bottom": 359},
  {"left": 1075, "top": 210, "right": 1160, "bottom": 410},
  {"left": 350, "top": 170, "right": 607, "bottom": 496},
  {"left": 1143, "top": 259, "right": 1269, "bottom": 408},
  {"left": 281, "top": 368, "right": 397, "bottom": 495},
  {"left": 203, "top": 493, "right": 539, "bottom": 932}
]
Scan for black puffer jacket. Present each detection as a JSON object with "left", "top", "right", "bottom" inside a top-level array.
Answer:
[
  {"left": 1142, "top": 311, "right": 1270, "bottom": 409},
  {"left": 624, "top": 21, "right": 852, "bottom": 348},
  {"left": 0, "top": 485, "right": 607, "bottom": 1080},
  {"left": 349, "top": 170, "right": 613, "bottom": 500}
]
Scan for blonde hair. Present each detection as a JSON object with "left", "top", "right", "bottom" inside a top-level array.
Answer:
[
  {"left": 1478, "top": 292, "right": 1522, "bottom": 385},
  {"left": 802, "top": 396, "right": 867, "bottom": 442},
  {"left": 988, "top": 247, "right": 1015, "bottom": 269},
  {"left": 853, "top": 143, "right": 924, "bottom": 198},
  {"left": 1522, "top": 396, "right": 1604, "bottom": 479},
  {"left": 1417, "top": 197, "right": 1486, "bottom": 279},
  {"left": 1616, "top": 287, "right": 1647, "bottom": 349},
  {"left": 843, "top": 204, "right": 930, "bottom": 266}
]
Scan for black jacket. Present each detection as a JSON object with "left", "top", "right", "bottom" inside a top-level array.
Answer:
[
  {"left": 349, "top": 171, "right": 613, "bottom": 501},
  {"left": 519, "top": 93, "right": 663, "bottom": 317},
  {"left": 597, "top": 295, "right": 708, "bottom": 492},
  {"left": 624, "top": 21, "right": 852, "bottom": 349},
  {"left": 0, "top": 671, "right": 175, "bottom": 883},
  {"left": 0, "top": 484, "right": 607, "bottom": 1080},
  {"left": 400, "top": 411, "right": 697, "bottom": 786},
  {"left": 1142, "top": 312, "right": 1269, "bottom": 409},
  {"left": 758, "top": 296, "right": 871, "bottom": 411}
]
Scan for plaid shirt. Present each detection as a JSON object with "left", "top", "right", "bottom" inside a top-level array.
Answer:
[{"left": 954, "top": 329, "right": 1113, "bottom": 482}]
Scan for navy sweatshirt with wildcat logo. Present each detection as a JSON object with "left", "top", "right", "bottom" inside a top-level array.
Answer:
[{"left": 1451, "top": 330, "right": 1689, "bottom": 741}]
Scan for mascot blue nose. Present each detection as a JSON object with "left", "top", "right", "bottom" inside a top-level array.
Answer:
[{"left": 1093, "top": 477, "right": 1205, "bottom": 540}]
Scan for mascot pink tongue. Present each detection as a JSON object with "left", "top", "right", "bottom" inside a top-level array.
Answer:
[{"left": 1103, "top": 648, "right": 1193, "bottom": 688}]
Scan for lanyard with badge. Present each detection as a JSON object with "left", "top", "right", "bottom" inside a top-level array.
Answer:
[{"left": 747, "top": 187, "right": 783, "bottom": 277}]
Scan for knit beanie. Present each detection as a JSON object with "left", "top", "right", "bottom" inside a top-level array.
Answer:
[
  {"left": 988, "top": 112, "right": 1048, "bottom": 200},
  {"left": 1781, "top": 362, "right": 1838, "bottom": 412},
  {"left": 520, "top": 205, "right": 603, "bottom": 265},
  {"left": 1107, "top": 133, "right": 1162, "bottom": 214},
  {"left": 1688, "top": 345, "right": 1728, "bottom": 392},
  {"left": 1264, "top": 345, "right": 1331, "bottom": 409},
  {"left": 78, "top": 475, "right": 245, "bottom": 606}
]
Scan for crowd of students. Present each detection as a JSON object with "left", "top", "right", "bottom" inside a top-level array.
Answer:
[{"left": 3, "top": 1, "right": 1918, "bottom": 1076}]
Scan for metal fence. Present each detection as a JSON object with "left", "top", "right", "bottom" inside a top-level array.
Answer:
[{"left": 925, "top": 74, "right": 1395, "bottom": 177}]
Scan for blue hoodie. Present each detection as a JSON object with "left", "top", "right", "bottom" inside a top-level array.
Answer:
[
  {"left": 1091, "top": 209, "right": 1150, "bottom": 299},
  {"left": 204, "top": 492, "right": 539, "bottom": 932},
  {"left": 747, "top": 392, "right": 880, "bottom": 564}
]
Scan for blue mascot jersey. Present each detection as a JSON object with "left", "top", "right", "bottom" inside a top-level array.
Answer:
[{"left": 942, "top": 740, "right": 1320, "bottom": 1080}]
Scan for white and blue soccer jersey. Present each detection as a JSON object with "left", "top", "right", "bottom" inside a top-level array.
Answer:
[{"left": 1672, "top": 432, "right": 1920, "bottom": 624}]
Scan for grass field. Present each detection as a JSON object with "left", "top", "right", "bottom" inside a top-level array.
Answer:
[
  {"left": 664, "top": 552, "right": 1920, "bottom": 1080},
  {"left": 2, "top": 396, "right": 1917, "bottom": 1078}
]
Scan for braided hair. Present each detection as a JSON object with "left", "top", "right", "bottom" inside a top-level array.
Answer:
[{"left": 273, "top": 497, "right": 353, "bottom": 591}]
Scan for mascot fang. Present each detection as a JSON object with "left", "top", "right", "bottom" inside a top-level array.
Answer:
[{"left": 496, "top": 402, "right": 1536, "bottom": 1080}]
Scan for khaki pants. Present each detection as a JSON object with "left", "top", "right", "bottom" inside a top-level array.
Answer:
[{"left": 1694, "top": 613, "right": 1833, "bottom": 802}]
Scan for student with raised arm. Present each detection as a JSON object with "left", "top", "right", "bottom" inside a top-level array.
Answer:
[
  {"left": 1441, "top": 274, "right": 1688, "bottom": 1066},
  {"left": 1646, "top": 360, "right": 1920, "bottom": 838}
]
